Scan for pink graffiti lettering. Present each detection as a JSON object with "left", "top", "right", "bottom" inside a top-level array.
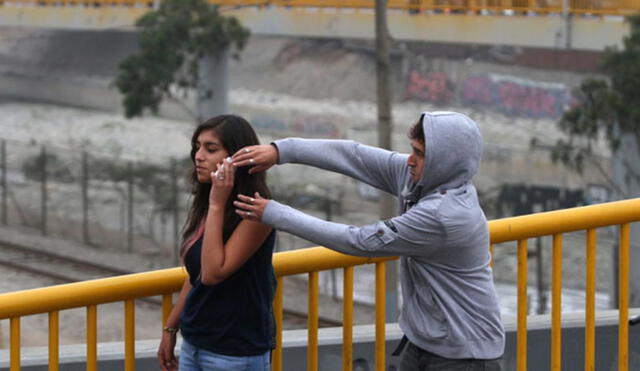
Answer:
[
  {"left": 461, "top": 76, "right": 493, "bottom": 105},
  {"left": 405, "top": 71, "right": 454, "bottom": 104},
  {"left": 496, "top": 82, "right": 560, "bottom": 118}
]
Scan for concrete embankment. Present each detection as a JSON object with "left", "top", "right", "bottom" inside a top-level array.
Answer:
[{"left": 0, "top": 27, "right": 620, "bottom": 346}]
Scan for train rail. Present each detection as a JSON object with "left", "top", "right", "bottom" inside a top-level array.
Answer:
[{"left": 0, "top": 241, "right": 132, "bottom": 283}]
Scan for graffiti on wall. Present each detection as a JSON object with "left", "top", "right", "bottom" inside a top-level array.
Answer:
[
  {"left": 405, "top": 71, "right": 454, "bottom": 104},
  {"left": 406, "top": 70, "right": 575, "bottom": 119},
  {"left": 462, "top": 74, "right": 573, "bottom": 119},
  {"left": 251, "top": 114, "right": 341, "bottom": 139}
]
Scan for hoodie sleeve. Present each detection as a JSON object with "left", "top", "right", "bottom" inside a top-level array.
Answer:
[
  {"left": 262, "top": 200, "right": 446, "bottom": 258},
  {"left": 274, "top": 138, "right": 408, "bottom": 196}
]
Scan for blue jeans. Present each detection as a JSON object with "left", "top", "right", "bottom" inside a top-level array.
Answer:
[
  {"left": 179, "top": 339, "right": 271, "bottom": 371},
  {"left": 400, "top": 342, "right": 502, "bottom": 371}
]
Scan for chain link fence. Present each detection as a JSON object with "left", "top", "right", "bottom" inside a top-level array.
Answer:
[{"left": 0, "top": 137, "right": 193, "bottom": 264}]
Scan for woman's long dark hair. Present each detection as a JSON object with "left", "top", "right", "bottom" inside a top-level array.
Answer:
[{"left": 181, "top": 115, "right": 271, "bottom": 258}]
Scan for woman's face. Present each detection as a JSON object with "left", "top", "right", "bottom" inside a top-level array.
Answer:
[{"left": 193, "top": 129, "right": 230, "bottom": 184}]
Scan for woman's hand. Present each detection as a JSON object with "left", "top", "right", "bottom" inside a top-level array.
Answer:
[
  {"left": 209, "top": 159, "right": 236, "bottom": 207},
  {"left": 234, "top": 192, "right": 270, "bottom": 222},
  {"left": 157, "top": 331, "right": 178, "bottom": 371},
  {"left": 232, "top": 145, "right": 278, "bottom": 174}
]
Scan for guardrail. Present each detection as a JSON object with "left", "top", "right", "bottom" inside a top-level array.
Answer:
[
  {"left": 0, "top": 198, "right": 639, "bottom": 371},
  {"left": 490, "top": 197, "right": 640, "bottom": 371},
  {"left": 1, "top": 0, "right": 639, "bottom": 16}
]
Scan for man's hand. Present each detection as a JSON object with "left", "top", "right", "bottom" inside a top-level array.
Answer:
[
  {"left": 232, "top": 145, "right": 278, "bottom": 174},
  {"left": 234, "top": 192, "right": 269, "bottom": 222}
]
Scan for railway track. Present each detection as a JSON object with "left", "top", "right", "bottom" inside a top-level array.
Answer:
[
  {"left": 0, "top": 241, "right": 341, "bottom": 327},
  {"left": 0, "top": 241, "right": 133, "bottom": 283}
]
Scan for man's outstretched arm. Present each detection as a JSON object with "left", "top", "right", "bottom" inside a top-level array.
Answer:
[
  {"left": 234, "top": 193, "right": 445, "bottom": 258},
  {"left": 232, "top": 139, "right": 408, "bottom": 196}
]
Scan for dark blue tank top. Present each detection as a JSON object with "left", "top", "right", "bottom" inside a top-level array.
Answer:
[{"left": 180, "top": 231, "right": 276, "bottom": 356}]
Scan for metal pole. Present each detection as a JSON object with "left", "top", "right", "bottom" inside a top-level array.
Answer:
[
  {"left": 171, "top": 158, "right": 180, "bottom": 264},
  {"left": 82, "top": 151, "right": 90, "bottom": 244},
  {"left": 375, "top": 0, "right": 397, "bottom": 323},
  {"left": 562, "top": 0, "right": 572, "bottom": 49},
  {"left": 1, "top": 140, "right": 7, "bottom": 226},
  {"left": 41, "top": 146, "right": 47, "bottom": 236},
  {"left": 127, "top": 162, "right": 134, "bottom": 253}
]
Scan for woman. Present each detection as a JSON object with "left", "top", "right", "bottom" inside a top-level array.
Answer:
[{"left": 157, "top": 115, "right": 275, "bottom": 371}]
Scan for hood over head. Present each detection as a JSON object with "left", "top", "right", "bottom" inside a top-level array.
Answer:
[{"left": 402, "top": 111, "right": 483, "bottom": 206}]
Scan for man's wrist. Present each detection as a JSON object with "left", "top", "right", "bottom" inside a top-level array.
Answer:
[{"left": 270, "top": 142, "right": 280, "bottom": 164}]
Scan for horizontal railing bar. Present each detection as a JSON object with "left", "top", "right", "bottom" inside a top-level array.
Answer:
[
  {"left": 273, "top": 247, "right": 395, "bottom": 276},
  {"left": 0, "top": 268, "right": 186, "bottom": 318},
  {"left": 0, "top": 249, "right": 393, "bottom": 319},
  {"left": 1, "top": 199, "right": 638, "bottom": 320},
  {"left": 489, "top": 198, "right": 640, "bottom": 244}
]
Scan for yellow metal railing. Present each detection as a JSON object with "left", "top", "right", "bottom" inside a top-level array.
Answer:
[
  {"left": 0, "top": 198, "right": 639, "bottom": 370},
  {"left": 0, "top": 246, "right": 394, "bottom": 371},
  {"left": 1, "top": 0, "right": 640, "bottom": 16},
  {"left": 489, "top": 197, "right": 640, "bottom": 371}
]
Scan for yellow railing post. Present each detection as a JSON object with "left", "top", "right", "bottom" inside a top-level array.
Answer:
[
  {"left": 10, "top": 317, "right": 20, "bottom": 371},
  {"left": 375, "top": 262, "right": 386, "bottom": 371},
  {"left": 618, "top": 224, "right": 629, "bottom": 371},
  {"left": 343, "top": 266, "right": 354, "bottom": 371},
  {"left": 124, "top": 299, "right": 135, "bottom": 371},
  {"left": 48, "top": 311, "right": 59, "bottom": 371},
  {"left": 585, "top": 229, "right": 596, "bottom": 371},
  {"left": 551, "top": 234, "right": 562, "bottom": 371},
  {"left": 87, "top": 305, "right": 97, "bottom": 371},
  {"left": 308, "top": 271, "right": 319, "bottom": 371},
  {"left": 517, "top": 239, "right": 528, "bottom": 371},
  {"left": 273, "top": 276, "right": 284, "bottom": 371}
]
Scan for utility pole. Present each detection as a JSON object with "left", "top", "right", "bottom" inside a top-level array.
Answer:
[{"left": 375, "top": 0, "right": 397, "bottom": 323}]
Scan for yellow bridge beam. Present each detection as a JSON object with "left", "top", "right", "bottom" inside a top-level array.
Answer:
[{"left": 0, "top": 5, "right": 629, "bottom": 50}]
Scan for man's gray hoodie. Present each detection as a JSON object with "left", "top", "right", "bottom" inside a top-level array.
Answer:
[{"left": 262, "top": 111, "right": 505, "bottom": 359}]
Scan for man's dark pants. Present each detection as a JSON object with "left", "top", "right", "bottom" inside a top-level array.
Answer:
[{"left": 399, "top": 341, "right": 503, "bottom": 371}]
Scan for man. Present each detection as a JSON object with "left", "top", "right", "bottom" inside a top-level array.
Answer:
[{"left": 232, "top": 111, "right": 504, "bottom": 370}]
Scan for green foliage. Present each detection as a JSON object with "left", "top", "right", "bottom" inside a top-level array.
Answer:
[
  {"left": 115, "top": 0, "right": 250, "bottom": 118},
  {"left": 550, "top": 14, "right": 640, "bottom": 175},
  {"left": 22, "top": 151, "right": 75, "bottom": 183}
]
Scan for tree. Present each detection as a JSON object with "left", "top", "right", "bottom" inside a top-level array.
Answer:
[
  {"left": 115, "top": 0, "right": 250, "bottom": 120},
  {"left": 547, "top": 14, "right": 640, "bottom": 197},
  {"left": 545, "top": 14, "right": 640, "bottom": 307}
]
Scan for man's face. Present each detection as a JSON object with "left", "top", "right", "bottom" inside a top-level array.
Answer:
[{"left": 407, "top": 139, "right": 425, "bottom": 184}]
